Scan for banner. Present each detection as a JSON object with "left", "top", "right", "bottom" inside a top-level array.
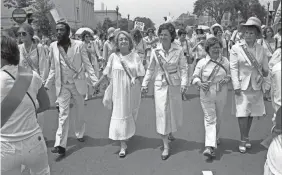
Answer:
[
  {"left": 273, "top": 1, "right": 281, "bottom": 33},
  {"left": 134, "top": 21, "right": 145, "bottom": 31}
]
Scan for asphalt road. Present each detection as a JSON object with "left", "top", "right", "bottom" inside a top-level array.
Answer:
[{"left": 24, "top": 87, "right": 274, "bottom": 175}]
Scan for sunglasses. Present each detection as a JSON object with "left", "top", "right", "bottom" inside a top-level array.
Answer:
[{"left": 18, "top": 32, "right": 27, "bottom": 36}]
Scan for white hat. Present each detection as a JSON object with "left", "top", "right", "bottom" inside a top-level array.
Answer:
[{"left": 242, "top": 17, "right": 262, "bottom": 36}]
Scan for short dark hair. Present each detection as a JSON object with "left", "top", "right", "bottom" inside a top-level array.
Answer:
[
  {"left": 204, "top": 37, "right": 223, "bottom": 55},
  {"left": 1, "top": 35, "right": 20, "bottom": 65},
  {"left": 56, "top": 22, "right": 70, "bottom": 36},
  {"left": 177, "top": 29, "right": 186, "bottom": 36},
  {"left": 196, "top": 29, "right": 204, "bottom": 34},
  {"left": 263, "top": 26, "right": 274, "bottom": 38},
  {"left": 242, "top": 25, "right": 261, "bottom": 36},
  {"left": 158, "top": 23, "right": 176, "bottom": 42},
  {"left": 93, "top": 29, "right": 98, "bottom": 35},
  {"left": 81, "top": 30, "right": 92, "bottom": 41}
]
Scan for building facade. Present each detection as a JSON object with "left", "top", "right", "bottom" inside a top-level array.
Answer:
[{"left": 93, "top": 10, "right": 121, "bottom": 27}]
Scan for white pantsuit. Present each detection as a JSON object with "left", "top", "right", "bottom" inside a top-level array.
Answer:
[
  {"left": 45, "top": 39, "right": 98, "bottom": 148},
  {"left": 55, "top": 83, "right": 85, "bottom": 148},
  {"left": 192, "top": 55, "right": 230, "bottom": 148}
]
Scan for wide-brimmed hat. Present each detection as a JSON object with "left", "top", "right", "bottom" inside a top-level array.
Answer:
[
  {"left": 210, "top": 23, "right": 224, "bottom": 35},
  {"left": 242, "top": 17, "right": 262, "bottom": 36},
  {"left": 107, "top": 27, "right": 115, "bottom": 39}
]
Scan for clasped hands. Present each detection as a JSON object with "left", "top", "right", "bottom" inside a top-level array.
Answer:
[
  {"left": 197, "top": 77, "right": 229, "bottom": 92},
  {"left": 141, "top": 85, "right": 188, "bottom": 95}
]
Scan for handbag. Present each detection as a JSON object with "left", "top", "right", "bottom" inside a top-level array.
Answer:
[{"left": 102, "top": 81, "right": 113, "bottom": 110}]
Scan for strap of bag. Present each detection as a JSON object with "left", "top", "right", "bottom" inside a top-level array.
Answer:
[
  {"left": 1, "top": 66, "right": 34, "bottom": 127},
  {"left": 154, "top": 50, "right": 172, "bottom": 85},
  {"left": 206, "top": 57, "right": 224, "bottom": 82},
  {"left": 118, "top": 54, "right": 134, "bottom": 80},
  {"left": 23, "top": 45, "right": 40, "bottom": 72},
  {"left": 58, "top": 45, "right": 83, "bottom": 78},
  {"left": 241, "top": 45, "right": 263, "bottom": 77},
  {"left": 264, "top": 39, "right": 274, "bottom": 54}
]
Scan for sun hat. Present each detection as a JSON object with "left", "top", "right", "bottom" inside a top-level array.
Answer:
[
  {"left": 210, "top": 23, "right": 224, "bottom": 35},
  {"left": 242, "top": 17, "right": 262, "bottom": 36},
  {"left": 107, "top": 27, "right": 115, "bottom": 39}
]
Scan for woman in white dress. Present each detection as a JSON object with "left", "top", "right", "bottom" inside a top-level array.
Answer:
[
  {"left": 192, "top": 37, "right": 230, "bottom": 158},
  {"left": 17, "top": 23, "right": 49, "bottom": 139},
  {"left": 97, "top": 31, "right": 145, "bottom": 158},
  {"left": 230, "top": 17, "right": 269, "bottom": 153},
  {"left": 141, "top": 23, "right": 188, "bottom": 160}
]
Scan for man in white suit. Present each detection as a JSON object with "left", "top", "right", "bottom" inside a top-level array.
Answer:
[{"left": 45, "top": 22, "right": 98, "bottom": 155}]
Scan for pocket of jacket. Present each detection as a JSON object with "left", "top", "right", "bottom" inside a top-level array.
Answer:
[
  {"left": 1, "top": 141, "right": 16, "bottom": 171},
  {"left": 170, "top": 74, "right": 181, "bottom": 85}
]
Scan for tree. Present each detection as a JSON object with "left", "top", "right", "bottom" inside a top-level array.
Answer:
[
  {"left": 193, "top": 0, "right": 234, "bottom": 24},
  {"left": 102, "top": 18, "right": 115, "bottom": 31},
  {"left": 231, "top": 0, "right": 266, "bottom": 23},
  {"left": 3, "top": 0, "right": 34, "bottom": 8},
  {"left": 31, "top": 0, "right": 54, "bottom": 36},
  {"left": 133, "top": 17, "right": 155, "bottom": 31}
]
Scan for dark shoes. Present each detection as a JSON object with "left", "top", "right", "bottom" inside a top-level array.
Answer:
[
  {"left": 77, "top": 137, "right": 85, "bottom": 142},
  {"left": 168, "top": 133, "right": 176, "bottom": 142},
  {"left": 51, "top": 146, "right": 66, "bottom": 155},
  {"left": 203, "top": 147, "right": 216, "bottom": 158}
]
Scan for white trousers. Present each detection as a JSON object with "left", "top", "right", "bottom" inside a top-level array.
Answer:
[
  {"left": 55, "top": 83, "right": 86, "bottom": 148},
  {"left": 200, "top": 85, "right": 228, "bottom": 148},
  {"left": 1, "top": 132, "right": 50, "bottom": 175}
]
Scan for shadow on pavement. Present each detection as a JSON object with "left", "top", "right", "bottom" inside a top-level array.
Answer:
[
  {"left": 215, "top": 138, "right": 266, "bottom": 161},
  {"left": 127, "top": 135, "right": 162, "bottom": 155},
  {"left": 169, "top": 138, "right": 202, "bottom": 156},
  {"left": 46, "top": 135, "right": 113, "bottom": 162}
]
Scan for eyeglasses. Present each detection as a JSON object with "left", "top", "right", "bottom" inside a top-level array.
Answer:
[{"left": 18, "top": 32, "right": 27, "bottom": 36}]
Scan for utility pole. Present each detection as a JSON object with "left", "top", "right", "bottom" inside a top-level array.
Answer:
[
  {"left": 266, "top": 2, "right": 270, "bottom": 26},
  {"left": 116, "top": 6, "right": 119, "bottom": 28},
  {"left": 127, "top": 14, "right": 130, "bottom": 31}
]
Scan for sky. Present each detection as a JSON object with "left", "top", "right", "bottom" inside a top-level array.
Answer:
[
  {"left": 94, "top": 0, "right": 275, "bottom": 27},
  {"left": 94, "top": 0, "right": 197, "bottom": 27}
]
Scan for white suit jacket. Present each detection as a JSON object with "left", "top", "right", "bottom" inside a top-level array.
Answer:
[
  {"left": 142, "top": 42, "right": 188, "bottom": 87},
  {"left": 230, "top": 40, "right": 268, "bottom": 91},
  {"left": 45, "top": 39, "right": 98, "bottom": 96}
]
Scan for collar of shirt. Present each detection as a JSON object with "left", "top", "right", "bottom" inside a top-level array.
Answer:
[
  {"left": 156, "top": 42, "right": 179, "bottom": 53},
  {"left": 1, "top": 64, "right": 17, "bottom": 71}
]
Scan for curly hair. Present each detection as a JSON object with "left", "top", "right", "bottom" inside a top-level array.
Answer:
[
  {"left": 1, "top": 35, "right": 20, "bottom": 65},
  {"left": 115, "top": 31, "right": 134, "bottom": 52},
  {"left": 204, "top": 37, "right": 223, "bottom": 55},
  {"left": 131, "top": 29, "right": 143, "bottom": 44},
  {"left": 81, "top": 30, "right": 92, "bottom": 41},
  {"left": 158, "top": 23, "right": 176, "bottom": 42}
]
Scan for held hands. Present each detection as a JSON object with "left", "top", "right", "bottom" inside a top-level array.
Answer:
[
  {"left": 219, "top": 77, "right": 229, "bottom": 86},
  {"left": 197, "top": 81, "right": 210, "bottom": 92},
  {"left": 180, "top": 85, "right": 188, "bottom": 94},
  {"left": 234, "top": 89, "right": 241, "bottom": 96},
  {"left": 141, "top": 86, "right": 148, "bottom": 95}
]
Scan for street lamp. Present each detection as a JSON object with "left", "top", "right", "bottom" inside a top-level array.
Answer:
[
  {"left": 116, "top": 6, "right": 119, "bottom": 28},
  {"left": 237, "top": 10, "right": 241, "bottom": 26},
  {"left": 266, "top": 2, "right": 270, "bottom": 26},
  {"left": 127, "top": 14, "right": 130, "bottom": 31}
]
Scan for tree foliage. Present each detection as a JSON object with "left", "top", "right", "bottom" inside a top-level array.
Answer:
[
  {"left": 3, "top": 0, "right": 34, "bottom": 8},
  {"left": 231, "top": 0, "right": 266, "bottom": 23},
  {"left": 193, "top": 0, "right": 267, "bottom": 25},
  {"left": 193, "top": 0, "right": 234, "bottom": 24},
  {"left": 31, "top": 0, "right": 54, "bottom": 36}
]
